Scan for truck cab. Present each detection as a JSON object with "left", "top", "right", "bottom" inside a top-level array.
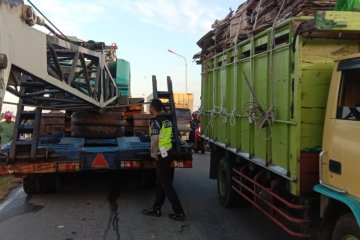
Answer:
[{"left": 316, "top": 54, "right": 360, "bottom": 239}]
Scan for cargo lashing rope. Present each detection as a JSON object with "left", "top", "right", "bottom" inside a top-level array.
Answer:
[
  {"left": 244, "top": 0, "right": 287, "bottom": 132},
  {"left": 201, "top": 0, "right": 287, "bottom": 137},
  {"left": 243, "top": 72, "right": 274, "bottom": 130}
]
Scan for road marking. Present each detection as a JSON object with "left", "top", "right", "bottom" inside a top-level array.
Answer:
[{"left": 0, "top": 188, "right": 23, "bottom": 213}]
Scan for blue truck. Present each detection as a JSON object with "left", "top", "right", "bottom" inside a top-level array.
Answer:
[
  {"left": 0, "top": 58, "right": 192, "bottom": 194},
  {"left": 0, "top": 0, "right": 192, "bottom": 194}
]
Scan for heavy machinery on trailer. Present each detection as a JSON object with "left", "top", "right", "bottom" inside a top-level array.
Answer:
[
  {"left": 196, "top": 10, "right": 360, "bottom": 239},
  {"left": 0, "top": 0, "right": 192, "bottom": 194}
]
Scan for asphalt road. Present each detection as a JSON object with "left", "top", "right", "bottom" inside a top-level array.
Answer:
[{"left": 0, "top": 153, "right": 294, "bottom": 240}]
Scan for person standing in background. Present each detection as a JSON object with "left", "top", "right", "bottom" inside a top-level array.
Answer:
[{"left": 0, "top": 111, "right": 15, "bottom": 148}]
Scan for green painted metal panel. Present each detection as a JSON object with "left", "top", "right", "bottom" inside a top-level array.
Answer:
[
  {"left": 239, "top": 60, "right": 251, "bottom": 154},
  {"left": 271, "top": 46, "right": 292, "bottom": 170},
  {"left": 253, "top": 53, "right": 268, "bottom": 160}
]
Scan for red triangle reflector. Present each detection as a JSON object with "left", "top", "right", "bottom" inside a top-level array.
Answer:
[{"left": 92, "top": 153, "right": 109, "bottom": 168}]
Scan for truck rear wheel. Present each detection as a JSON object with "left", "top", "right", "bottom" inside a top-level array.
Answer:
[
  {"left": 217, "top": 156, "right": 240, "bottom": 208},
  {"left": 71, "top": 125, "right": 125, "bottom": 139},
  {"left": 332, "top": 213, "right": 360, "bottom": 240},
  {"left": 23, "top": 174, "right": 40, "bottom": 195},
  {"left": 40, "top": 173, "right": 59, "bottom": 194}
]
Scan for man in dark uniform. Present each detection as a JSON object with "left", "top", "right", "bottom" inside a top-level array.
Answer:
[{"left": 142, "top": 99, "right": 185, "bottom": 221}]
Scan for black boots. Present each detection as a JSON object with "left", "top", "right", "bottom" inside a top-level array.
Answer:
[
  {"left": 142, "top": 207, "right": 161, "bottom": 217},
  {"left": 169, "top": 212, "right": 186, "bottom": 222},
  {"left": 142, "top": 208, "right": 186, "bottom": 221}
]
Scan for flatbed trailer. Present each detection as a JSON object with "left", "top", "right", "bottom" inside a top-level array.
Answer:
[{"left": 0, "top": 137, "right": 192, "bottom": 175}]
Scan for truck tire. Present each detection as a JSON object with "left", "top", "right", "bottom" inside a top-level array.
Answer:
[
  {"left": 71, "top": 111, "right": 125, "bottom": 126},
  {"left": 23, "top": 174, "right": 40, "bottom": 195},
  {"left": 40, "top": 173, "right": 59, "bottom": 194},
  {"left": 332, "top": 213, "right": 360, "bottom": 240},
  {"left": 71, "top": 125, "right": 125, "bottom": 139},
  {"left": 217, "top": 156, "right": 240, "bottom": 208},
  {"left": 141, "top": 169, "right": 156, "bottom": 189}
]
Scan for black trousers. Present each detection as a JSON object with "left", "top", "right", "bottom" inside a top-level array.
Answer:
[{"left": 152, "top": 153, "right": 184, "bottom": 214}]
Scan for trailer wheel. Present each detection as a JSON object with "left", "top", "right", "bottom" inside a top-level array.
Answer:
[
  {"left": 40, "top": 173, "right": 59, "bottom": 194},
  {"left": 332, "top": 213, "right": 360, "bottom": 240},
  {"left": 71, "top": 125, "right": 125, "bottom": 139},
  {"left": 217, "top": 156, "right": 240, "bottom": 208},
  {"left": 141, "top": 169, "right": 156, "bottom": 189},
  {"left": 23, "top": 174, "right": 40, "bottom": 195},
  {"left": 72, "top": 111, "right": 125, "bottom": 125}
]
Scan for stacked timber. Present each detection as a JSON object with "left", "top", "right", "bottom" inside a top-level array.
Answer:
[
  {"left": 133, "top": 114, "right": 152, "bottom": 135},
  {"left": 40, "top": 112, "right": 67, "bottom": 137},
  {"left": 194, "top": 0, "right": 336, "bottom": 62}
]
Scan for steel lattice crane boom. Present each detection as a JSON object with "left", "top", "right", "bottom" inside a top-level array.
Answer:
[{"left": 0, "top": 0, "right": 119, "bottom": 112}]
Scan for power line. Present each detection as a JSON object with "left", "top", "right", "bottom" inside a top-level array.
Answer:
[{"left": 26, "top": 0, "right": 70, "bottom": 42}]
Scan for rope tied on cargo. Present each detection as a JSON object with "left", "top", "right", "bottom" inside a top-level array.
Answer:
[
  {"left": 199, "top": 107, "right": 209, "bottom": 135},
  {"left": 229, "top": 111, "right": 236, "bottom": 126},
  {"left": 243, "top": 0, "right": 286, "bottom": 132},
  {"left": 253, "top": 0, "right": 266, "bottom": 31},
  {"left": 243, "top": 72, "right": 275, "bottom": 130}
]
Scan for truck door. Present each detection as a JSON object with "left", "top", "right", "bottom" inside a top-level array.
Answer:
[{"left": 322, "top": 58, "right": 360, "bottom": 199}]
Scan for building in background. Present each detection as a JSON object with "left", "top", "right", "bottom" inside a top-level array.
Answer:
[{"left": 146, "top": 92, "right": 194, "bottom": 113}]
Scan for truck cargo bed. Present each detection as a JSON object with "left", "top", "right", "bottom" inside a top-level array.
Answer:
[{"left": 200, "top": 12, "right": 360, "bottom": 195}]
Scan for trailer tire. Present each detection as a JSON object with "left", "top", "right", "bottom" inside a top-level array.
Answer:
[
  {"left": 23, "top": 174, "right": 40, "bottom": 195},
  {"left": 71, "top": 125, "right": 125, "bottom": 138},
  {"left": 40, "top": 173, "right": 59, "bottom": 194},
  {"left": 332, "top": 213, "right": 360, "bottom": 240},
  {"left": 72, "top": 111, "right": 125, "bottom": 126},
  {"left": 141, "top": 169, "right": 156, "bottom": 189},
  {"left": 217, "top": 156, "right": 240, "bottom": 208}
]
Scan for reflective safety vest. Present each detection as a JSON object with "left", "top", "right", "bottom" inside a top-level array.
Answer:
[
  {"left": 158, "top": 120, "right": 173, "bottom": 151},
  {"left": 149, "top": 119, "right": 173, "bottom": 151}
]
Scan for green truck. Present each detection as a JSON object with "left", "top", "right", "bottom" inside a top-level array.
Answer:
[{"left": 197, "top": 11, "right": 360, "bottom": 239}]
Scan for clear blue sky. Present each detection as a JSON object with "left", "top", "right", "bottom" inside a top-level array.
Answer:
[{"left": 25, "top": 0, "right": 244, "bottom": 110}]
